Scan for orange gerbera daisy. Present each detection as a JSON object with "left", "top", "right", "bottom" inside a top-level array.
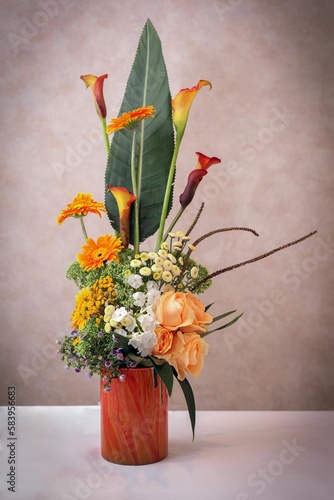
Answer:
[
  {"left": 77, "top": 234, "right": 123, "bottom": 271},
  {"left": 56, "top": 193, "right": 106, "bottom": 225},
  {"left": 106, "top": 105, "right": 155, "bottom": 134}
]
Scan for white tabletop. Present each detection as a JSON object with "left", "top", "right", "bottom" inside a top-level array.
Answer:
[{"left": 0, "top": 407, "right": 333, "bottom": 500}]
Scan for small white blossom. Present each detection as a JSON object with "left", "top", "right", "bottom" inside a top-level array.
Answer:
[
  {"left": 133, "top": 291, "right": 146, "bottom": 307},
  {"left": 167, "top": 253, "right": 177, "bottom": 264},
  {"left": 112, "top": 307, "right": 128, "bottom": 322},
  {"left": 151, "top": 263, "right": 163, "bottom": 273},
  {"left": 139, "top": 266, "right": 152, "bottom": 277},
  {"left": 172, "top": 241, "right": 182, "bottom": 248},
  {"left": 172, "top": 244, "right": 182, "bottom": 252},
  {"left": 121, "top": 315, "right": 137, "bottom": 332},
  {"left": 191, "top": 266, "right": 199, "bottom": 278},
  {"left": 129, "top": 331, "right": 158, "bottom": 357},
  {"left": 147, "top": 252, "right": 158, "bottom": 260},
  {"left": 146, "top": 281, "right": 159, "bottom": 291},
  {"left": 162, "top": 271, "right": 173, "bottom": 282},
  {"left": 154, "top": 257, "right": 164, "bottom": 266},
  {"left": 130, "top": 259, "right": 142, "bottom": 268},
  {"left": 163, "top": 260, "right": 173, "bottom": 271},
  {"left": 128, "top": 274, "right": 143, "bottom": 289},
  {"left": 158, "top": 249, "right": 168, "bottom": 259},
  {"left": 172, "top": 265, "right": 181, "bottom": 276},
  {"left": 138, "top": 312, "right": 157, "bottom": 332},
  {"left": 146, "top": 288, "right": 161, "bottom": 306}
]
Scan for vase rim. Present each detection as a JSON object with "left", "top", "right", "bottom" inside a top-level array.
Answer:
[
  {"left": 101, "top": 366, "right": 155, "bottom": 377},
  {"left": 119, "top": 366, "right": 154, "bottom": 372}
]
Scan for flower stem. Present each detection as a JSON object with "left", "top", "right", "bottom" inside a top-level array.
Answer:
[
  {"left": 162, "top": 206, "right": 185, "bottom": 241},
  {"left": 100, "top": 117, "right": 110, "bottom": 156},
  {"left": 79, "top": 216, "right": 88, "bottom": 241},
  {"left": 156, "top": 139, "right": 182, "bottom": 251},
  {"left": 131, "top": 131, "right": 139, "bottom": 253}
]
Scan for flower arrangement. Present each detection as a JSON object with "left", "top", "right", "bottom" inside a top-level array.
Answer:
[{"left": 56, "top": 20, "right": 315, "bottom": 436}]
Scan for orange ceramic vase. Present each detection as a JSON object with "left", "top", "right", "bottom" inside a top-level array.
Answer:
[{"left": 100, "top": 367, "right": 168, "bottom": 465}]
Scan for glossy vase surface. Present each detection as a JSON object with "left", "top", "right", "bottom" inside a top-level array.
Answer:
[{"left": 100, "top": 367, "right": 168, "bottom": 465}]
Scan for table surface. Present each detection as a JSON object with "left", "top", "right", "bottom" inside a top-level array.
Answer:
[{"left": 0, "top": 407, "right": 333, "bottom": 500}]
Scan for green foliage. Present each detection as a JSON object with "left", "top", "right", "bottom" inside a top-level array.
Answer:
[
  {"left": 179, "top": 257, "right": 212, "bottom": 294},
  {"left": 66, "top": 261, "right": 102, "bottom": 289},
  {"left": 151, "top": 358, "right": 174, "bottom": 397},
  {"left": 105, "top": 19, "right": 174, "bottom": 244},
  {"left": 173, "top": 369, "right": 196, "bottom": 440},
  {"left": 202, "top": 311, "right": 243, "bottom": 337}
]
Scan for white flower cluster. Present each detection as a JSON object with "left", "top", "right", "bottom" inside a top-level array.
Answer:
[
  {"left": 103, "top": 280, "right": 162, "bottom": 358},
  {"left": 129, "top": 248, "right": 182, "bottom": 284}
]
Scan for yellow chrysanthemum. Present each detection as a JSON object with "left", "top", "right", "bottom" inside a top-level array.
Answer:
[
  {"left": 71, "top": 276, "right": 116, "bottom": 329},
  {"left": 71, "top": 288, "right": 97, "bottom": 329},
  {"left": 56, "top": 193, "right": 106, "bottom": 225},
  {"left": 91, "top": 276, "right": 116, "bottom": 306},
  {"left": 77, "top": 234, "right": 123, "bottom": 271},
  {"left": 106, "top": 105, "right": 155, "bottom": 134}
]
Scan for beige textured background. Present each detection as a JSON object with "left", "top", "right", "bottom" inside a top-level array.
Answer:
[{"left": 1, "top": 0, "right": 333, "bottom": 410}]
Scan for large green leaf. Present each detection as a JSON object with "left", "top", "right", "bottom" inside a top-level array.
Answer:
[
  {"left": 173, "top": 368, "right": 196, "bottom": 440},
  {"left": 150, "top": 357, "right": 174, "bottom": 397},
  {"left": 105, "top": 19, "right": 174, "bottom": 244}
]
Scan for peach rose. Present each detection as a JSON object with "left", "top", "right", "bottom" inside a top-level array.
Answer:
[
  {"left": 152, "top": 326, "right": 174, "bottom": 358},
  {"left": 182, "top": 292, "right": 213, "bottom": 334},
  {"left": 154, "top": 290, "right": 212, "bottom": 334},
  {"left": 170, "top": 332, "right": 209, "bottom": 380},
  {"left": 154, "top": 290, "right": 196, "bottom": 331},
  {"left": 152, "top": 329, "right": 185, "bottom": 362}
]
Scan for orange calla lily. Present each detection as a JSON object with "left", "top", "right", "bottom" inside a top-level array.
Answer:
[
  {"left": 172, "top": 80, "right": 212, "bottom": 138},
  {"left": 80, "top": 74, "right": 108, "bottom": 118},
  {"left": 106, "top": 185, "right": 136, "bottom": 248},
  {"left": 179, "top": 152, "right": 221, "bottom": 208}
]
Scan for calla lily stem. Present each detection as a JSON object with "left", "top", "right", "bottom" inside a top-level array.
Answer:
[
  {"left": 100, "top": 117, "right": 110, "bottom": 156},
  {"left": 162, "top": 206, "right": 185, "bottom": 241},
  {"left": 156, "top": 138, "right": 182, "bottom": 251},
  {"left": 131, "top": 131, "right": 140, "bottom": 253}
]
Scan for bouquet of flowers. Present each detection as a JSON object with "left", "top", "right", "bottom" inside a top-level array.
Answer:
[{"left": 56, "top": 20, "right": 315, "bottom": 436}]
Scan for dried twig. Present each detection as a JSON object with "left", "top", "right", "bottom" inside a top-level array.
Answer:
[
  {"left": 190, "top": 230, "right": 317, "bottom": 291},
  {"left": 185, "top": 203, "right": 205, "bottom": 236}
]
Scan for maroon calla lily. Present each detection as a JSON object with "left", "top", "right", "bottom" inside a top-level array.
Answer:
[
  {"left": 179, "top": 153, "right": 221, "bottom": 208},
  {"left": 179, "top": 170, "right": 208, "bottom": 208}
]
